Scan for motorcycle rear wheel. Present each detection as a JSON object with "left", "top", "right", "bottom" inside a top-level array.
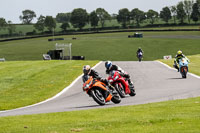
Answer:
[{"left": 111, "top": 95, "right": 121, "bottom": 104}]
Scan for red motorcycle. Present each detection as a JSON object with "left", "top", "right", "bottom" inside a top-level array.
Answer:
[{"left": 108, "top": 71, "right": 136, "bottom": 98}]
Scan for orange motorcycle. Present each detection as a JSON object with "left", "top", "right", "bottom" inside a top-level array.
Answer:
[{"left": 83, "top": 76, "right": 121, "bottom": 105}]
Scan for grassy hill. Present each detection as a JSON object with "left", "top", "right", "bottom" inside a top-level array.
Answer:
[
  {"left": 0, "top": 18, "right": 199, "bottom": 35},
  {"left": 0, "top": 60, "right": 98, "bottom": 110},
  {"left": 0, "top": 31, "right": 200, "bottom": 61}
]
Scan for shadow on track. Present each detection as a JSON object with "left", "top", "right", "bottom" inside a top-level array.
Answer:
[
  {"left": 74, "top": 103, "right": 115, "bottom": 109},
  {"left": 167, "top": 78, "right": 185, "bottom": 80}
]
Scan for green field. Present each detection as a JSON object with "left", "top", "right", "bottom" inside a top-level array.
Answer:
[
  {"left": 0, "top": 18, "right": 199, "bottom": 35},
  {"left": 0, "top": 60, "right": 98, "bottom": 110},
  {"left": 0, "top": 31, "right": 200, "bottom": 61},
  {"left": 0, "top": 96, "right": 199, "bottom": 133}
]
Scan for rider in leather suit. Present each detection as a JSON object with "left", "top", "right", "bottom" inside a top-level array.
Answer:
[
  {"left": 82, "top": 65, "right": 114, "bottom": 102},
  {"left": 105, "top": 61, "right": 134, "bottom": 87}
]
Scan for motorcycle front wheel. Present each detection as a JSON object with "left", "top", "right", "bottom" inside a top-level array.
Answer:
[
  {"left": 181, "top": 67, "right": 187, "bottom": 78},
  {"left": 90, "top": 89, "right": 105, "bottom": 106},
  {"left": 129, "top": 86, "right": 136, "bottom": 96},
  {"left": 115, "top": 83, "right": 126, "bottom": 98}
]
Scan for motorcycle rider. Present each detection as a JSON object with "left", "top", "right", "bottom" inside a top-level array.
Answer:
[
  {"left": 82, "top": 65, "right": 114, "bottom": 102},
  {"left": 136, "top": 47, "right": 143, "bottom": 56},
  {"left": 105, "top": 61, "right": 134, "bottom": 87},
  {"left": 173, "top": 50, "right": 189, "bottom": 72}
]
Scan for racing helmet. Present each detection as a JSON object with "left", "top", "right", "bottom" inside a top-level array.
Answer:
[
  {"left": 105, "top": 61, "right": 112, "bottom": 70},
  {"left": 177, "top": 50, "right": 182, "bottom": 55},
  {"left": 83, "top": 65, "right": 91, "bottom": 75}
]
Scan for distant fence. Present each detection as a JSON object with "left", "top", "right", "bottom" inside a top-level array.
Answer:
[{"left": 0, "top": 29, "right": 200, "bottom": 42}]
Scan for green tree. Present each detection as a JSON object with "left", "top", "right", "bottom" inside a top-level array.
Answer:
[
  {"left": 96, "top": 8, "right": 111, "bottom": 28},
  {"left": 19, "top": 9, "right": 36, "bottom": 24},
  {"left": 130, "top": 8, "right": 146, "bottom": 26},
  {"left": 196, "top": 0, "right": 200, "bottom": 12},
  {"left": 0, "top": 18, "right": 7, "bottom": 30},
  {"left": 177, "top": 1, "right": 186, "bottom": 24},
  {"left": 191, "top": 2, "right": 200, "bottom": 23},
  {"left": 7, "top": 21, "right": 16, "bottom": 35},
  {"left": 160, "top": 7, "right": 172, "bottom": 24},
  {"left": 60, "top": 22, "right": 70, "bottom": 32},
  {"left": 170, "top": 6, "right": 177, "bottom": 24},
  {"left": 56, "top": 13, "right": 71, "bottom": 23},
  {"left": 44, "top": 16, "right": 56, "bottom": 32},
  {"left": 111, "top": 14, "right": 118, "bottom": 19},
  {"left": 183, "top": 0, "right": 194, "bottom": 23},
  {"left": 89, "top": 11, "right": 99, "bottom": 28},
  {"left": 146, "top": 9, "right": 159, "bottom": 25},
  {"left": 70, "top": 8, "right": 88, "bottom": 30},
  {"left": 117, "top": 8, "right": 130, "bottom": 28},
  {"left": 34, "top": 15, "right": 45, "bottom": 33}
]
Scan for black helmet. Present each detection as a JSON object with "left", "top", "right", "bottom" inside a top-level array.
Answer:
[
  {"left": 105, "top": 61, "right": 112, "bottom": 70},
  {"left": 83, "top": 65, "right": 91, "bottom": 75}
]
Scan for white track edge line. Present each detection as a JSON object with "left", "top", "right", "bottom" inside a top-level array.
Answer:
[
  {"left": 156, "top": 60, "right": 200, "bottom": 79},
  {"left": 0, "top": 61, "right": 103, "bottom": 113}
]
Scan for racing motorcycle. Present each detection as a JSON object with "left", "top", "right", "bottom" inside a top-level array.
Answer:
[
  {"left": 178, "top": 57, "right": 189, "bottom": 78},
  {"left": 83, "top": 76, "right": 121, "bottom": 105},
  {"left": 107, "top": 71, "right": 136, "bottom": 98},
  {"left": 137, "top": 52, "right": 143, "bottom": 62}
]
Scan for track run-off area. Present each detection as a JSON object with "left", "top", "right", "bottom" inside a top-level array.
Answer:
[{"left": 0, "top": 61, "right": 200, "bottom": 117}]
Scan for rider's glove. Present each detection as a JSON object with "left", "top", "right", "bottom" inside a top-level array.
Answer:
[
  {"left": 124, "top": 74, "right": 130, "bottom": 79},
  {"left": 100, "top": 78, "right": 108, "bottom": 85}
]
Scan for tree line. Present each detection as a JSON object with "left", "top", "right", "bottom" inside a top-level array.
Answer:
[{"left": 0, "top": 0, "right": 200, "bottom": 35}]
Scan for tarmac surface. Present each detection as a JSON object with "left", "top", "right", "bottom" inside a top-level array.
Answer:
[{"left": 0, "top": 61, "right": 200, "bottom": 117}]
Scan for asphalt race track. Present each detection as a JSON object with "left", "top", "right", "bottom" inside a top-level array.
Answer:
[{"left": 0, "top": 61, "right": 200, "bottom": 117}]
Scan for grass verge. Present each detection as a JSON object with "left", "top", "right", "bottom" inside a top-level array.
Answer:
[
  {"left": 0, "top": 97, "right": 199, "bottom": 133},
  {"left": 0, "top": 60, "right": 98, "bottom": 110}
]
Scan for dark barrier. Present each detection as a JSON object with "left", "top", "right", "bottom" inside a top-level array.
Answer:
[
  {"left": 1, "top": 29, "right": 200, "bottom": 42},
  {"left": 63, "top": 56, "right": 85, "bottom": 60},
  {"left": 63, "top": 56, "right": 70, "bottom": 60},
  {"left": 48, "top": 38, "right": 64, "bottom": 41},
  {"left": 72, "top": 56, "right": 85, "bottom": 60}
]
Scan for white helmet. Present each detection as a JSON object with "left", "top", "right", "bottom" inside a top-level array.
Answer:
[{"left": 83, "top": 65, "right": 91, "bottom": 75}]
